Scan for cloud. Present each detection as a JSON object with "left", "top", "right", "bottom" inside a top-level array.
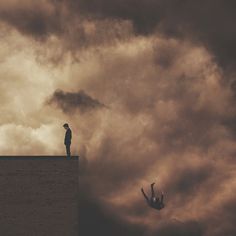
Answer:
[
  {"left": 71, "top": 36, "right": 235, "bottom": 235},
  {"left": 47, "top": 89, "right": 107, "bottom": 114},
  {"left": 0, "top": 1, "right": 60, "bottom": 38},
  {"left": 76, "top": 0, "right": 236, "bottom": 69},
  {"left": 147, "top": 220, "right": 204, "bottom": 236},
  {"left": 78, "top": 185, "right": 146, "bottom": 236},
  {"left": 1, "top": 1, "right": 235, "bottom": 69}
]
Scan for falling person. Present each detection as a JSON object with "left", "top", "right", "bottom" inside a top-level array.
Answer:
[
  {"left": 63, "top": 123, "right": 72, "bottom": 159},
  {"left": 141, "top": 182, "right": 165, "bottom": 210}
]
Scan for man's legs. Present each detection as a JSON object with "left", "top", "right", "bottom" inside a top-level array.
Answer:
[{"left": 66, "top": 144, "right": 71, "bottom": 159}]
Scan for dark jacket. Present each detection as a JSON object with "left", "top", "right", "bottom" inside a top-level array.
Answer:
[
  {"left": 149, "top": 195, "right": 164, "bottom": 210},
  {"left": 150, "top": 200, "right": 165, "bottom": 210},
  {"left": 64, "top": 128, "right": 72, "bottom": 145}
]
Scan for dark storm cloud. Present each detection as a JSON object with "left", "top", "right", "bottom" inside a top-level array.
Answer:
[
  {"left": 77, "top": 0, "right": 163, "bottom": 35},
  {"left": 67, "top": 36, "right": 235, "bottom": 235},
  {"left": 77, "top": 0, "right": 236, "bottom": 68},
  {"left": 82, "top": 135, "right": 157, "bottom": 194},
  {"left": 79, "top": 177, "right": 206, "bottom": 236},
  {"left": 78, "top": 182, "right": 146, "bottom": 236},
  {"left": 217, "top": 199, "right": 236, "bottom": 236},
  {"left": 1, "top": 1, "right": 235, "bottom": 68},
  {"left": 165, "top": 165, "right": 212, "bottom": 195},
  {"left": 47, "top": 89, "right": 106, "bottom": 114},
  {"left": 148, "top": 220, "right": 204, "bottom": 236},
  {"left": 0, "top": 1, "right": 62, "bottom": 39},
  {"left": 0, "top": 0, "right": 132, "bottom": 52}
]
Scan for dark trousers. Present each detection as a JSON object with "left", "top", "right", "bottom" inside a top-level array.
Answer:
[{"left": 65, "top": 144, "right": 71, "bottom": 158}]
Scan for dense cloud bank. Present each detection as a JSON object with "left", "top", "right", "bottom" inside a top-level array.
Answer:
[
  {"left": 0, "top": 1, "right": 236, "bottom": 235},
  {"left": 1, "top": 1, "right": 235, "bottom": 68},
  {"left": 48, "top": 89, "right": 107, "bottom": 113}
]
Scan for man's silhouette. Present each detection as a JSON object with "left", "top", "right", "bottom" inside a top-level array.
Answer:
[
  {"left": 141, "top": 182, "right": 164, "bottom": 210},
  {"left": 63, "top": 123, "right": 72, "bottom": 159}
]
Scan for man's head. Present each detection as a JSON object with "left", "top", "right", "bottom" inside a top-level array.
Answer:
[{"left": 63, "top": 123, "right": 69, "bottom": 129}]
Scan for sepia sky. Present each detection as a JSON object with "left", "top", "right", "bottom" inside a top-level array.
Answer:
[{"left": 0, "top": 1, "right": 236, "bottom": 235}]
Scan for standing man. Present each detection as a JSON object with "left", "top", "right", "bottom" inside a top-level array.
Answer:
[{"left": 63, "top": 123, "right": 72, "bottom": 159}]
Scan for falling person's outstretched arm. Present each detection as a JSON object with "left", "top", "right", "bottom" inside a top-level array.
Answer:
[{"left": 141, "top": 188, "right": 149, "bottom": 202}]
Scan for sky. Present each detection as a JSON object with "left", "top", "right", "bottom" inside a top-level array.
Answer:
[{"left": 0, "top": 1, "right": 236, "bottom": 235}]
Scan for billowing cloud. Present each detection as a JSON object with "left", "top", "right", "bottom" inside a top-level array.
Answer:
[
  {"left": 1, "top": 1, "right": 235, "bottom": 69},
  {"left": 0, "top": 0, "right": 60, "bottom": 38},
  {"left": 47, "top": 89, "right": 107, "bottom": 114},
  {"left": 75, "top": 36, "right": 235, "bottom": 235},
  {"left": 0, "top": 1, "right": 236, "bottom": 236},
  {"left": 76, "top": 0, "right": 236, "bottom": 69}
]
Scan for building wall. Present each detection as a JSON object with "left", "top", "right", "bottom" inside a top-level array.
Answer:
[{"left": 0, "top": 157, "right": 79, "bottom": 236}]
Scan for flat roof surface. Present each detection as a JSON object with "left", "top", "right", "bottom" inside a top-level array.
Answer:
[{"left": 0, "top": 156, "right": 79, "bottom": 160}]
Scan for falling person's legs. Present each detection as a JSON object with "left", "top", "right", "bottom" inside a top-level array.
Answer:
[
  {"left": 151, "top": 183, "right": 155, "bottom": 199},
  {"left": 150, "top": 182, "right": 160, "bottom": 203}
]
